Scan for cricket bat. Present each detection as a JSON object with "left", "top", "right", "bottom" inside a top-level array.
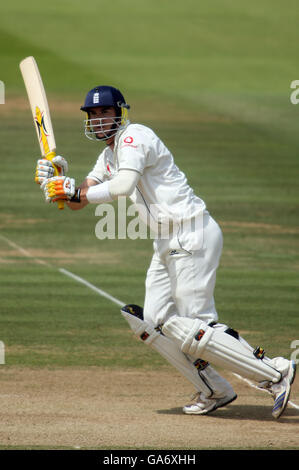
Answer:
[{"left": 19, "top": 56, "right": 64, "bottom": 210}]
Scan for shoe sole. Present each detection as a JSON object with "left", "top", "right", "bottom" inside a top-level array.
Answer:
[
  {"left": 183, "top": 394, "right": 237, "bottom": 415},
  {"left": 272, "top": 360, "right": 296, "bottom": 419}
]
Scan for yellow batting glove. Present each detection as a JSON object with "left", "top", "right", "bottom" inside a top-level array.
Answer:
[
  {"left": 42, "top": 176, "right": 75, "bottom": 203},
  {"left": 35, "top": 156, "right": 68, "bottom": 185}
]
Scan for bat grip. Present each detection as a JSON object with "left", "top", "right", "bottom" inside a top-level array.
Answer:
[
  {"left": 46, "top": 151, "right": 64, "bottom": 210},
  {"left": 57, "top": 200, "right": 65, "bottom": 210}
]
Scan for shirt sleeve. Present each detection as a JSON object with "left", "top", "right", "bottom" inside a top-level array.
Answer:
[
  {"left": 108, "top": 169, "right": 140, "bottom": 198},
  {"left": 117, "top": 126, "right": 156, "bottom": 175},
  {"left": 86, "top": 150, "right": 106, "bottom": 183}
]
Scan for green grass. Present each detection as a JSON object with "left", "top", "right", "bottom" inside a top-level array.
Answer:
[{"left": 0, "top": 1, "right": 298, "bottom": 370}]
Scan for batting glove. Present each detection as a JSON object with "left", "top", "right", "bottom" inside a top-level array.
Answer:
[
  {"left": 42, "top": 176, "right": 75, "bottom": 203},
  {"left": 35, "top": 155, "right": 68, "bottom": 184}
]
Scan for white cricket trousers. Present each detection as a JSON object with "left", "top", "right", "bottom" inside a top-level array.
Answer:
[{"left": 143, "top": 211, "right": 223, "bottom": 327}]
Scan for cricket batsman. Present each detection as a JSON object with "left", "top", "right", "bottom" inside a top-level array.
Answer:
[{"left": 35, "top": 85, "right": 296, "bottom": 418}]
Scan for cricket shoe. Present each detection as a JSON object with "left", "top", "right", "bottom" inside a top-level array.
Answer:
[
  {"left": 183, "top": 391, "right": 237, "bottom": 415},
  {"left": 270, "top": 360, "right": 296, "bottom": 419}
]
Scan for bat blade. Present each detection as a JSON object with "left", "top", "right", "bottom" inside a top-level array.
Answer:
[{"left": 19, "top": 56, "right": 64, "bottom": 210}]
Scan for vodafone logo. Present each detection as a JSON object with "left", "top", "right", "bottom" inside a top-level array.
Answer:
[{"left": 121, "top": 135, "right": 137, "bottom": 149}]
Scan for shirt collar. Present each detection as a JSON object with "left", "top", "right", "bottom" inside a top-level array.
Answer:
[{"left": 114, "top": 120, "right": 131, "bottom": 147}]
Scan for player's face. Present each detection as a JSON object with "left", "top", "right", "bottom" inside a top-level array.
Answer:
[{"left": 88, "top": 106, "right": 117, "bottom": 141}]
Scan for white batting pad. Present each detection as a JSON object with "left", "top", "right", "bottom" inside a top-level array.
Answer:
[
  {"left": 121, "top": 306, "right": 219, "bottom": 396},
  {"left": 162, "top": 316, "right": 282, "bottom": 384}
]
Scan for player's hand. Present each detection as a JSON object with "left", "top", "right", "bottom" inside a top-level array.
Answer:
[
  {"left": 35, "top": 155, "right": 68, "bottom": 184},
  {"left": 41, "top": 176, "right": 75, "bottom": 203}
]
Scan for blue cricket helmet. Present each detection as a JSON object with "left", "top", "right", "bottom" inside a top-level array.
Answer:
[
  {"left": 80, "top": 85, "right": 130, "bottom": 113},
  {"left": 81, "top": 86, "right": 130, "bottom": 141}
]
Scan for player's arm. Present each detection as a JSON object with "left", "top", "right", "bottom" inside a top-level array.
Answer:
[
  {"left": 41, "top": 169, "right": 140, "bottom": 206},
  {"left": 66, "top": 178, "right": 97, "bottom": 211},
  {"left": 81, "top": 169, "right": 140, "bottom": 204}
]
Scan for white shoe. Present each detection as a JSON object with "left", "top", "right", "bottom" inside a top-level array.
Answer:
[
  {"left": 183, "top": 391, "right": 237, "bottom": 415},
  {"left": 271, "top": 360, "right": 296, "bottom": 419}
]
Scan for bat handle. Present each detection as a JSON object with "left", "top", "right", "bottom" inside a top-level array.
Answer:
[
  {"left": 46, "top": 151, "right": 65, "bottom": 210},
  {"left": 57, "top": 200, "right": 65, "bottom": 210}
]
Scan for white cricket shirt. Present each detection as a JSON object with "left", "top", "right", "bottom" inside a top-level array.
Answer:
[{"left": 87, "top": 123, "right": 206, "bottom": 234}]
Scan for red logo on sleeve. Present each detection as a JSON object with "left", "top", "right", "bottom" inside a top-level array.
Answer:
[{"left": 122, "top": 135, "right": 137, "bottom": 148}]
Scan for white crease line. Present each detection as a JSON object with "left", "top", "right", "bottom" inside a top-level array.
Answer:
[
  {"left": 0, "top": 234, "right": 51, "bottom": 267},
  {"left": 1, "top": 234, "right": 298, "bottom": 411},
  {"left": 232, "top": 373, "right": 299, "bottom": 411},
  {"left": 59, "top": 268, "right": 125, "bottom": 307},
  {"left": 0, "top": 234, "right": 124, "bottom": 306}
]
